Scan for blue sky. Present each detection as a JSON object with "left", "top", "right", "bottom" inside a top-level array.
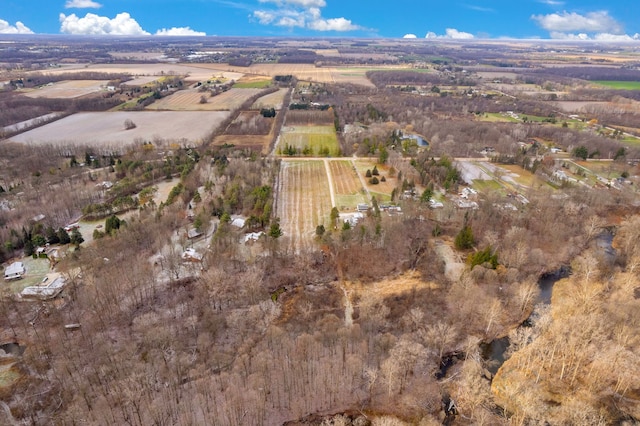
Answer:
[{"left": 0, "top": 0, "right": 639, "bottom": 40}]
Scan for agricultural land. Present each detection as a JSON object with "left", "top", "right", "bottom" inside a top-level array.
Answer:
[{"left": 0, "top": 36, "right": 639, "bottom": 426}]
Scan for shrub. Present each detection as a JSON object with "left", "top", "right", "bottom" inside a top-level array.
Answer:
[{"left": 124, "top": 119, "right": 136, "bottom": 130}]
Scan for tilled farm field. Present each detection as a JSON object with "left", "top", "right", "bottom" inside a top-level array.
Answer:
[
  {"left": 147, "top": 88, "right": 264, "bottom": 111},
  {"left": 9, "top": 111, "right": 230, "bottom": 149},
  {"left": 276, "top": 160, "right": 332, "bottom": 254},
  {"left": 21, "top": 80, "right": 110, "bottom": 99}
]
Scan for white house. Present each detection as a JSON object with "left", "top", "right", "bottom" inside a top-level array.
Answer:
[{"left": 4, "top": 262, "right": 25, "bottom": 281}]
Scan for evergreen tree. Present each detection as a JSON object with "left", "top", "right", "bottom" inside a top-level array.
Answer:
[
  {"left": 454, "top": 224, "right": 474, "bottom": 250},
  {"left": 57, "top": 228, "right": 71, "bottom": 245}
]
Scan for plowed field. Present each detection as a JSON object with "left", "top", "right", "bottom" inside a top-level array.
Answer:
[
  {"left": 276, "top": 160, "right": 332, "bottom": 254},
  {"left": 147, "top": 88, "right": 263, "bottom": 111}
]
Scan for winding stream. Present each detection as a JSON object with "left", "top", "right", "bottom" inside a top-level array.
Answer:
[{"left": 482, "top": 231, "right": 615, "bottom": 374}]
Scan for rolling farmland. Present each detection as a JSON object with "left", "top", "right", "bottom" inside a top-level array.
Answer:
[
  {"left": 276, "top": 160, "right": 332, "bottom": 254},
  {"left": 146, "top": 88, "right": 264, "bottom": 111},
  {"left": 9, "top": 111, "right": 229, "bottom": 148},
  {"left": 21, "top": 80, "right": 110, "bottom": 99}
]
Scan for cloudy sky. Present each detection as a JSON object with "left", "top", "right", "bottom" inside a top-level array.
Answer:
[{"left": 0, "top": 0, "right": 638, "bottom": 40}]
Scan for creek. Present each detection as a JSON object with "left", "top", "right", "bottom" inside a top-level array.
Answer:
[{"left": 481, "top": 230, "right": 616, "bottom": 374}]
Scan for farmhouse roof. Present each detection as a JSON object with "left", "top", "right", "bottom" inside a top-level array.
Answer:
[{"left": 5, "top": 262, "right": 25, "bottom": 277}]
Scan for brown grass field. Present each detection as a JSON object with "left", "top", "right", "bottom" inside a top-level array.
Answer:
[
  {"left": 276, "top": 160, "right": 332, "bottom": 253},
  {"left": 251, "top": 88, "right": 290, "bottom": 110},
  {"left": 9, "top": 111, "right": 230, "bottom": 148},
  {"left": 21, "top": 80, "right": 110, "bottom": 99},
  {"left": 353, "top": 160, "right": 398, "bottom": 200},
  {"left": 212, "top": 134, "right": 271, "bottom": 153},
  {"left": 147, "top": 88, "right": 263, "bottom": 111},
  {"left": 215, "top": 63, "right": 405, "bottom": 86}
]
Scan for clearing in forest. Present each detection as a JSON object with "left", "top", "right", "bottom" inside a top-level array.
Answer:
[
  {"left": 276, "top": 160, "right": 332, "bottom": 254},
  {"left": 277, "top": 125, "right": 340, "bottom": 156}
]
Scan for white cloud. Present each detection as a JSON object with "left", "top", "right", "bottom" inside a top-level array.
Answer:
[
  {"left": 59, "top": 12, "right": 150, "bottom": 36},
  {"left": 259, "top": 0, "right": 326, "bottom": 7},
  {"left": 539, "top": 0, "right": 564, "bottom": 5},
  {"left": 156, "top": 27, "right": 206, "bottom": 36},
  {"left": 403, "top": 34, "right": 417, "bottom": 39},
  {"left": 0, "top": 19, "right": 34, "bottom": 34},
  {"left": 308, "top": 17, "right": 359, "bottom": 31},
  {"left": 550, "top": 31, "right": 640, "bottom": 42},
  {"left": 253, "top": 11, "right": 275, "bottom": 24},
  {"left": 252, "top": 0, "right": 361, "bottom": 32},
  {"left": 65, "top": 0, "right": 103, "bottom": 8},
  {"left": 425, "top": 28, "right": 475, "bottom": 39},
  {"left": 532, "top": 11, "right": 623, "bottom": 34}
]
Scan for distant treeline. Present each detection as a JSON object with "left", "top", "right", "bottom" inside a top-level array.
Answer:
[
  {"left": 0, "top": 93, "right": 122, "bottom": 127},
  {"left": 367, "top": 70, "right": 476, "bottom": 88},
  {"left": 528, "top": 66, "right": 640, "bottom": 82},
  {"left": 10, "top": 71, "right": 132, "bottom": 88}
]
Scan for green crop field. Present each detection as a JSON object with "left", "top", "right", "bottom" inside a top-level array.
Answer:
[
  {"left": 278, "top": 125, "right": 341, "bottom": 156},
  {"left": 594, "top": 81, "right": 640, "bottom": 90},
  {"left": 233, "top": 80, "right": 272, "bottom": 89}
]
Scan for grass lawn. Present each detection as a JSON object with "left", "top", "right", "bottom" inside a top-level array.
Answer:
[
  {"left": 593, "top": 81, "right": 640, "bottom": 90},
  {"left": 2, "top": 257, "right": 51, "bottom": 296},
  {"left": 476, "top": 113, "right": 519, "bottom": 123},
  {"left": 472, "top": 179, "right": 504, "bottom": 193},
  {"left": 335, "top": 194, "right": 368, "bottom": 210},
  {"left": 622, "top": 135, "right": 640, "bottom": 146},
  {"left": 369, "top": 191, "right": 392, "bottom": 203}
]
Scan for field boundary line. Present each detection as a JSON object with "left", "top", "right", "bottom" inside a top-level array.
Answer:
[{"left": 324, "top": 159, "right": 336, "bottom": 208}]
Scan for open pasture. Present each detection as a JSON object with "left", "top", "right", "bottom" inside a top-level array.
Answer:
[
  {"left": 251, "top": 88, "right": 290, "bottom": 110},
  {"left": 276, "top": 160, "right": 332, "bottom": 253},
  {"left": 21, "top": 80, "right": 109, "bottom": 99},
  {"left": 278, "top": 125, "right": 340, "bottom": 156},
  {"left": 147, "top": 88, "right": 263, "bottom": 111},
  {"left": 9, "top": 111, "right": 229, "bottom": 148}
]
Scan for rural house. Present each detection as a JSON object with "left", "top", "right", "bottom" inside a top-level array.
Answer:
[{"left": 4, "top": 262, "right": 25, "bottom": 280}]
